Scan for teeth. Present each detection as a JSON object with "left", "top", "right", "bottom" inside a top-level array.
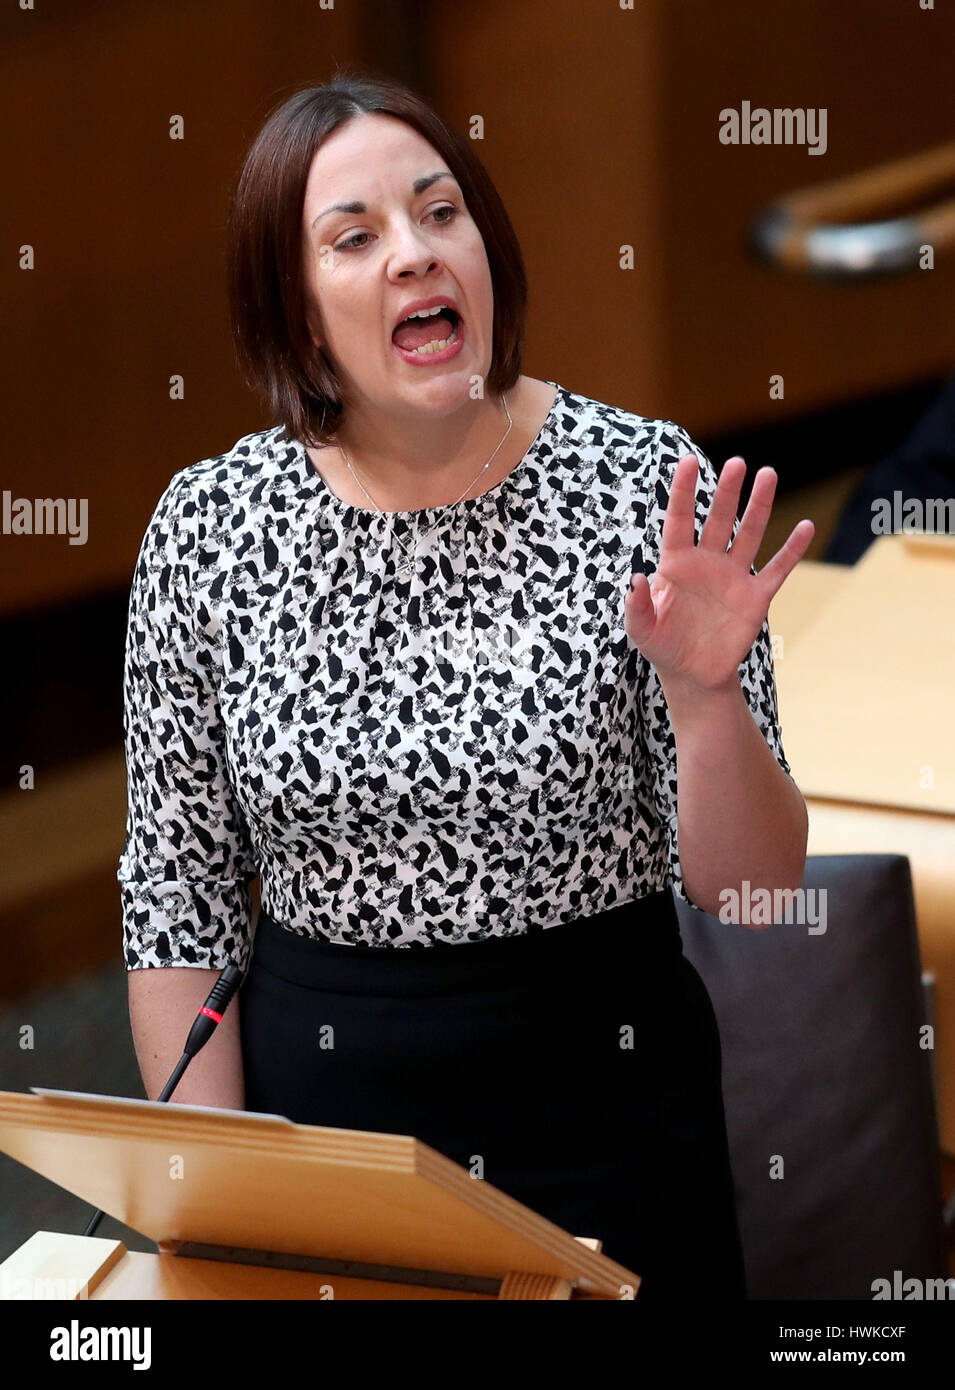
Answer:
[
  {"left": 401, "top": 323, "right": 459, "bottom": 355},
  {"left": 403, "top": 304, "right": 450, "bottom": 320}
]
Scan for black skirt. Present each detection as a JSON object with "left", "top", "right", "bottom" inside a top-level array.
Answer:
[{"left": 239, "top": 890, "right": 747, "bottom": 1302}]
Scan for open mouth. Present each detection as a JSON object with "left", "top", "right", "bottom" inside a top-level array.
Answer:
[{"left": 391, "top": 306, "right": 462, "bottom": 358}]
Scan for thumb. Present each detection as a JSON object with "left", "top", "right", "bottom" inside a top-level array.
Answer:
[{"left": 625, "top": 571, "right": 657, "bottom": 646}]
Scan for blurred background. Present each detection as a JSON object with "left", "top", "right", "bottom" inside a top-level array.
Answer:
[{"left": 2, "top": 0, "right": 954, "bottom": 1290}]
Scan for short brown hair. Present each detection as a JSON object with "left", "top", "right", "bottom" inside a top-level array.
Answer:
[{"left": 226, "top": 66, "right": 528, "bottom": 447}]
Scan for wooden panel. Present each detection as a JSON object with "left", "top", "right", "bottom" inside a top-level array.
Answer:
[
  {"left": 772, "top": 536, "right": 955, "bottom": 814},
  {"left": 433, "top": 0, "right": 955, "bottom": 436},
  {"left": 0, "top": 1232, "right": 496, "bottom": 1300},
  {"left": 0, "top": 0, "right": 364, "bottom": 617},
  {"left": 660, "top": 0, "right": 955, "bottom": 435},
  {"left": 431, "top": 0, "right": 670, "bottom": 417}
]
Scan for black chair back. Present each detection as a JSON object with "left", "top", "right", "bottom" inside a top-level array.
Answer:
[{"left": 676, "top": 854, "right": 947, "bottom": 1299}]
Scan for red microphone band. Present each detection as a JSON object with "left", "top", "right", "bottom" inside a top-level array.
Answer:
[{"left": 200, "top": 1006, "right": 223, "bottom": 1023}]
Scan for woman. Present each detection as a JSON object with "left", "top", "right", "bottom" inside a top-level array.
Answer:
[{"left": 119, "top": 70, "right": 813, "bottom": 1300}]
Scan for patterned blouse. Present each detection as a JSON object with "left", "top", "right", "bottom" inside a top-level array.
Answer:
[{"left": 117, "top": 381, "right": 790, "bottom": 969}]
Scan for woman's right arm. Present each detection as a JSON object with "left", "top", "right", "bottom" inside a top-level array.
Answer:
[
  {"left": 118, "top": 470, "right": 258, "bottom": 1109},
  {"left": 128, "top": 967, "right": 245, "bottom": 1108}
]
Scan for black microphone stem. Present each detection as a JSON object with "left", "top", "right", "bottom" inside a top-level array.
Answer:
[{"left": 81, "top": 962, "right": 245, "bottom": 1239}]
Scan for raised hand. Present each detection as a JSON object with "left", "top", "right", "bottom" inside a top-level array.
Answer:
[{"left": 625, "top": 454, "right": 815, "bottom": 693}]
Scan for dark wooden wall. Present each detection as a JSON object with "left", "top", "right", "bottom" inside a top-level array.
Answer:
[
  {"left": 2, "top": 0, "right": 954, "bottom": 994},
  {"left": 3, "top": 0, "right": 953, "bottom": 617}
]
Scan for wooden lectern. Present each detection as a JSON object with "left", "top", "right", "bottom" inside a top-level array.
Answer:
[{"left": 0, "top": 1089, "right": 639, "bottom": 1300}]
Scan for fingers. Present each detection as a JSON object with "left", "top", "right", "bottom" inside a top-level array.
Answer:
[
  {"left": 660, "top": 455, "right": 701, "bottom": 553},
  {"left": 699, "top": 456, "right": 746, "bottom": 554},
  {"left": 625, "top": 571, "right": 656, "bottom": 645},
  {"left": 755, "top": 519, "right": 816, "bottom": 599},
  {"left": 729, "top": 465, "right": 778, "bottom": 574},
  {"left": 660, "top": 450, "right": 808, "bottom": 592}
]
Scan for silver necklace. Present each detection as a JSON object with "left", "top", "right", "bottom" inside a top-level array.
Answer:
[{"left": 336, "top": 393, "right": 513, "bottom": 575}]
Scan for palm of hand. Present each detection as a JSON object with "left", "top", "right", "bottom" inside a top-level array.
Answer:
[{"left": 625, "top": 453, "right": 815, "bottom": 692}]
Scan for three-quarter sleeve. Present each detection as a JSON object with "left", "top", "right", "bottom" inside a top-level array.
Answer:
[
  {"left": 117, "top": 470, "right": 258, "bottom": 970},
  {"left": 634, "top": 420, "right": 792, "bottom": 907}
]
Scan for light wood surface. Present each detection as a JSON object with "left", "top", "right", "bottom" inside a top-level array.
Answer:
[
  {"left": 0, "top": 1229, "right": 613, "bottom": 1300},
  {"left": 0, "top": 1232, "right": 499, "bottom": 1300},
  {"left": 771, "top": 534, "right": 955, "bottom": 814},
  {"left": 0, "top": 1090, "right": 637, "bottom": 1300}
]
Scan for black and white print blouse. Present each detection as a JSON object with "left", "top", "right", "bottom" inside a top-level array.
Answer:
[{"left": 117, "top": 380, "right": 791, "bottom": 970}]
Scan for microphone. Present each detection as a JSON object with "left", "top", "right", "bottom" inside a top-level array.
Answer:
[{"left": 81, "top": 962, "right": 246, "bottom": 1239}]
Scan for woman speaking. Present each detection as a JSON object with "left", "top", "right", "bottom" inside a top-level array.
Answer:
[{"left": 119, "top": 70, "right": 813, "bottom": 1301}]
